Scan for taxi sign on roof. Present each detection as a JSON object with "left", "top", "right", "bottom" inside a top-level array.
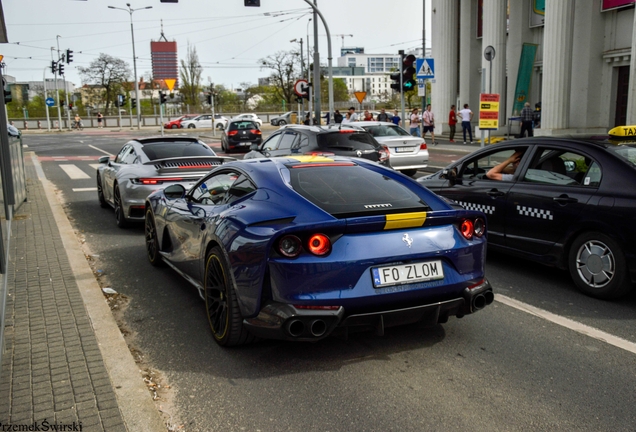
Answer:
[{"left": 609, "top": 125, "right": 636, "bottom": 139}]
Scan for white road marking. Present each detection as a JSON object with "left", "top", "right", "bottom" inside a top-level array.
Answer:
[
  {"left": 89, "top": 164, "right": 101, "bottom": 170},
  {"left": 59, "top": 164, "right": 91, "bottom": 179},
  {"left": 73, "top": 187, "right": 98, "bottom": 192},
  {"left": 23, "top": 144, "right": 28, "bottom": 148},
  {"left": 496, "top": 294, "right": 636, "bottom": 355},
  {"left": 89, "top": 144, "right": 114, "bottom": 156}
]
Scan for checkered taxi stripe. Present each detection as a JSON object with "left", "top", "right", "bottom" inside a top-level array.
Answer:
[
  {"left": 457, "top": 201, "right": 495, "bottom": 215},
  {"left": 517, "top": 205, "right": 553, "bottom": 220}
]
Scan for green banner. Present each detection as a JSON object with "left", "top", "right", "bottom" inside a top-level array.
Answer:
[{"left": 512, "top": 43, "right": 538, "bottom": 115}]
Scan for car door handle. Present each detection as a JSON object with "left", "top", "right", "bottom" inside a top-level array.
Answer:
[
  {"left": 553, "top": 195, "right": 578, "bottom": 204},
  {"left": 487, "top": 189, "right": 505, "bottom": 197}
]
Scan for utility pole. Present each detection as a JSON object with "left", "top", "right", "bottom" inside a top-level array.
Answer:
[
  {"left": 56, "top": 36, "right": 72, "bottom": 130},
  {"left": 312, "top": 0, "right": 321, "bottom": 123},
  {"left": 50, "top": 48, "right": 62, "bottom": 131}
]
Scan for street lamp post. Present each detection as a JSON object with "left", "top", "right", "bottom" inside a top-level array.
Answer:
[
  {"left": 56, "top": 35, "right": 72, "bottom": 130},
  {"left": 108, "top": 3, "right": 152, "bottom": 130}
]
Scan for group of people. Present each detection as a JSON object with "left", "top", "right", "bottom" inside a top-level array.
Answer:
[{"left": 408, "top": 104, "right": 476, "bottom": 145}]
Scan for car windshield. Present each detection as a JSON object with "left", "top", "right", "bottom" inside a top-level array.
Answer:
[
  {"left": 362, "top": 125, "right": 410, "bottom": 138},
  {"left": 141, "top": 142, "right": 215, "bottom": 160},
  {"left": 287, "top": 164, "right": 429, "bottom": 218},
  {"left": 607, "top": 143, "right": 636, "bottom": 168},
  {"left": 229, "top": 121, "right": 257, "bottom": 130},
  {"left": 317, "top": 131, "right": 379, "bottom": 149}
]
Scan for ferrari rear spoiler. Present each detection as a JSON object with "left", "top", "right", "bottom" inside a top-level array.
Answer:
[{"left": 145, "top": 156, "right": 236, "bottom": 174}]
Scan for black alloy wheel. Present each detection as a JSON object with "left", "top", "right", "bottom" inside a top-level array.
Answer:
[
  {"left": 204, "top": 246, "right": 254, "bottom": 347},
  {"left": 145, "top": 209, "right": 165, "bottom": 267},
  {"left": 568, "top": 232, "right": 632, "bottom": 299},
  {"left": 97, "top": 174, "right": 108, "bottom": 208},
  {"left": 114, "top": 185, "right": 128, "bottom": 228}
]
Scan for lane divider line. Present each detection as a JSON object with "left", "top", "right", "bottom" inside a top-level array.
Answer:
[{"left": 89, "top": 144, "right": 114, "bottom": 156}]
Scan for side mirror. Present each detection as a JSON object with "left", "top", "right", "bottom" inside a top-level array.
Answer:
[
  {"left": 164, "top": 184, "right": 186, "bottom": 200},
  {"left": 98, "top": 156, "right": 110, "bottom": 164}
]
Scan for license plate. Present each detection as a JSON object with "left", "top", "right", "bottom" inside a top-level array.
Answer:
[
  {"left": 395, "top": 146, "right": 416, "bottom": 153},
  {"left": 371, "top": 261, "right": 444, "bottom": 288}
]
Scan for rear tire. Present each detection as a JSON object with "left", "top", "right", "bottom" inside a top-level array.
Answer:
[
  {"left": 400, "top": 169, "right": 417, "bottom": 177},
  {"left": 145, "top": 209, "right": 165, "bottom": 267},
  {"left": 114, "top": 185, "right": 129, "bottom": 228},
  {"left": 204, "top": 246, "right": 255, "bottom": 347},
  {"left": 568, "top": 232, "right": 632, "bottom": 299}
]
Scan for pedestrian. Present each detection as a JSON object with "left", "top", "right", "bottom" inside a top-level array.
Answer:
[
  {"left": 391, "top": 109, "right": 401, "bottom": 126},
  {"left": 342, "top": 112, "right": 352, "bottom": 124},
  {"left": 334, "top": 110, "right": 343, "bottom": 124},
  {"left": 519, "top": 102, "right": 534, "bottom": 137},
  {"left": 97, "top": 112, "right": 104, "bottom": 129},
  {"left": 458, "top": 103, "right": 473, "bottom": 144},
  {"left": 363, "top": 110, "right": 373, "bottom": 121},
  {"left": 377, "top": 108, "right": 390, "bottom": 122},
  {"left": 448, "top": 105, "right": 457, "bottom": 142},
  {"left": 409, "top": 108, "right": 421, "bottom": 137},
  {"left": 73, "top": 113, "right": 82, "bottom": 130},
  {"left": 324, "top": 111, "right": 331, "bottom": 125},
  {"left": 303, "top": 112, "right": 311, "bottom": 125},
  {"left": 422, "top": 104, "right": 436, "bottom": 145},
  {"left": 348, "top": 107, "right": 359, "bottom": 122}
]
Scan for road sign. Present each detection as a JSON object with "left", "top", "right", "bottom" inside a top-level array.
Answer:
[
  {"left": 164, "top": 79, "right": 176, "bottom": 92},
  {"left": 479, "top": 93, "right": 500, "bottom": 130},
  {"left": 293, "top": 79, "right": 309, "bottom": 97},
  {"left": 354, "top": 91, "right": 367, "bottom": 104},
  {"left": 45, "top": 97, "right": 55, "bottom": 107},
  {"left": 417, "top": 79, "right": 425, "bottom": 97},
  {"left": 416, "top": 58, "right": 434, "bottom": 79}
]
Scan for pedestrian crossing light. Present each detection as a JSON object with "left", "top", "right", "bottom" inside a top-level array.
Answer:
[
  {"left": 131, "top": 98, "right": 137, "bottom": 109},
  {"left": 160, "top": 92, "right": 167, "bottom": 105},
  {"left": 389, "top": 50, "right": 416, "bottom": 93}
]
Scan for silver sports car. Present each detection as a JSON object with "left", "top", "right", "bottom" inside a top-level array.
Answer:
[{"left": 97, "top": 137, "right": 234, "bottom": 227}]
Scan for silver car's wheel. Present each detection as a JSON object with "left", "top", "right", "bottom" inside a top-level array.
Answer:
[
  {"left": 114, "top": 185, "right": 129, "bottom": 228},
  {"left": 188, "top": 124, "right": 195, "bottom": 129},
  {"left": 145, "top": 209, "right": 165, "bottom": 267},
  {"left": 97, "top": 174, "right": 108, "bottom": 208},
  {"left": 568, "top": 232, "right": 632, "bottom": 299}
]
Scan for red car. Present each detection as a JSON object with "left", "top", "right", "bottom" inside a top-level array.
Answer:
[{"left": 164, "top": 114, "right": 199, "bottom": 129}]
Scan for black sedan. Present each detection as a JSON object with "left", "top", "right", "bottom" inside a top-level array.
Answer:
[
  {"left": 221, "top": 120, "right": 262, "bottom": 153},
  {"left": 418, "top": 128, "right": 636, "bottom": 299}
]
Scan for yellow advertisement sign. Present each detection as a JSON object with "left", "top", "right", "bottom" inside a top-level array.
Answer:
[{"left": 479, "top": 93, "right": 500, "bottom": 130}]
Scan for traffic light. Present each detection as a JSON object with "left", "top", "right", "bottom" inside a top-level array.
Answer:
[
  {"left": 159, "top": 92, "right": 167, "bottom": 104},
  {"left": 390, "top": 50, "right": 416, "bottom": 93},
  {"left": 206, "top": 94, "right": 212, "bottom": 104},
  {"left": 51, "top": 61, "right": 57, "bottom": 74},
  {"left": 301, "top": 82, "right": 310, "bottom": 99},
  {"left": 3, "top": 79, "right": 11, "bottom": 104},
  {"left": 66, "top": 49, "right": 73, "bottom": 64},
  {"left": 69, "top": 103, "right": 73, "bottom": 109},
  {"left": 58, "top": 63, "right": 65, "bottom": 75},
  {"left": 60, "top": 100, "right": 65, "bottom": 107},
  {"left": 245, "top": 0, "right": 260, "bottom": 6},
  {"left": 131, "top": 98, "right": 137, "bottom": 109}
]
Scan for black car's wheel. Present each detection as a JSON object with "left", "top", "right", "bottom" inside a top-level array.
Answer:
[
  {"left": 188, "top": 124, "right": 196, "bottom": 129},
  {"left": 114, "top": 185, "right": 129, "bottom": 228},
  {"left": 568, "top": 232, "right": 632, "bottom": 299},
  {"left": 278, "top": 120, "right": 287, "bottom": 126},
  {"left": 145, "top": 209, "right": 165, "bottom": 267},
  {"left": 171, "top": 124, "right": 178, "bottom": 129},
  {"left": 204, "top": 246, "right": 254, "bottom": 347},
  {"left": 97, "top": 174, "right": 108, "bottom": 208},
  {"left": 400, "top": 169, "right": 417, "bottom": 177}
]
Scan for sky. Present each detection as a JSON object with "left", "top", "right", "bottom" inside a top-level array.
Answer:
[{"left": 1, "top": 0, "right": 431, "bottom": 90}]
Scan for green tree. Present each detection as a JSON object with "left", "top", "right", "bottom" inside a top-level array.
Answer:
[
  {"left": 259, "top": 50, "right": 301, "bottom": 106},
  {"left": 179, "top": 43, "right": 203, "bottom": 108},
  {"left": 320, "top": 77, "right": 349, "bottom": 103},
  {"left": 78, "top": 53, "right": 131, "bottom": 114}
]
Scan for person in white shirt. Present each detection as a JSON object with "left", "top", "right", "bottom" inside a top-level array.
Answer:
[
  {"left": 458, "top": 104, "right": 473, "bottom": 144},
  {"left": 422, "top": 104, "right": 436, "bottom": 145},
  {"left": 347, "top": 107, "right": 358, "bottom": 122}
]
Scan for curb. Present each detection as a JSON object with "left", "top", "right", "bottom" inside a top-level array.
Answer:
[{"left": 30, "top": 153, "right": 166, "bottom": 432}]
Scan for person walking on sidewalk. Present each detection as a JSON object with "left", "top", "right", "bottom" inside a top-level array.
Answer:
[
  {"left": 392, "top": 109, "right": 401, "bottom": 126},
  {"left": 519, "top": 102, "right": 534, "bottom": 137},
  {"left": 409, "top": 108, "right": 421, "bottom": 137},
  {"left": 97, "top": 112, "right": 104, "bottom": 128},
  {"left": 422, "top": 104, "right": 436, "bottom": 145},
  {"left": 448, "top": 105, "right": 457, "bottom": 142},
  {"left": 458, "top": 103, "right": 473, "bottom": 144}
]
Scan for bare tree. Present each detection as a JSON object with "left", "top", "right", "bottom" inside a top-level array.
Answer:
[
  {"left": 259, "top": 50, "right": 301, "bottom": 106},
  {"left": 179, "top": 43, "right": 203, "bottom": 108},
  {"left": 78, "top": 53, "right": 131, "bottom": 114}
]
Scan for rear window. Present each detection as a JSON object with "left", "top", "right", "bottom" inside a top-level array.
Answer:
[
  {"left": 363, "top": 125, "right": 410, "bottom": 137},
  {"left": 607, "top": 143, "right": 636, "bottom": 168},
  {"left": 287, "top": 165, "right": 429, "bottom": 217},
  {"left": 229, "top": 121, "right": 258, "bottom": 130},
  {"left": 317, "top": 131, "right": 379, "bottom": 151},
  {"left": 141, "top": 142, "right": 215, "bottom": 160}
]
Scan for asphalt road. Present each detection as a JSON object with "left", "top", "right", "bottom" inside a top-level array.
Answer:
[{"left": 23, "top": 129, "right": 636, "bottom": 431}]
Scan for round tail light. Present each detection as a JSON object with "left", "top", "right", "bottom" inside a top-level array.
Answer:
[
  {"left": 278, "top": 235, "right": 302, "bottom": 258},
  {"left": 474, "top": 218, "right": 486, "bottom": 237},
  {"left": 307, "top": 234, "right": 331, "bottom": 256},
  {"left": 460, "top": 220, "right": 474, "bottom": 240}
]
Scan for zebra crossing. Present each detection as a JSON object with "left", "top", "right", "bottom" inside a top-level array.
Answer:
[{"left": 44, "top": 158, "right": 102, "bottom": 192}]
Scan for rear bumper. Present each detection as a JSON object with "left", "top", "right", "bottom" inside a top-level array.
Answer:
[{"left": 243, "top": 279, "right": 493, "bottom": 341}]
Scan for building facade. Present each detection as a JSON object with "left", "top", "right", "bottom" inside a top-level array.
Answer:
[
  {"left": 151, "top": 41, "right": 179, "bottom": 88},
  {"left": 430, "top": 0, "right": 636, "bottom": 135}
]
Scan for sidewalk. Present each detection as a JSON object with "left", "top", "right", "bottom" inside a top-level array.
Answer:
[{"left": 0, "top": 155, "right": 165, "bottom": 431}]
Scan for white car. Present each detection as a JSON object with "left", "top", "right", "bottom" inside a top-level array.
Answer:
[
  {"left": 232, "top": 113, "right": 262, "bottom": 128},
  {"left": 181, "top": 114, "right": 228, "bottom": 130},
  {"left": 354, "top": 121, "right": 429, "bottom": 177}
]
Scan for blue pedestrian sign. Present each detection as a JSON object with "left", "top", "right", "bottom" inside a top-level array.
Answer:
[
  {"left": 416, "top": 58, "right": 435, "bottom": 79},
  {"left": 45, "top": 97, "right": 55, "bottom": 107}
]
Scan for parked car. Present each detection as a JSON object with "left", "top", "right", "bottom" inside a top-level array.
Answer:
[
  {"left": 243, "top": 124, "right": 390, "bottom": 167},
  {"left": 144, "top": 154, "right": 493, "bottom": 346},
  {"left": 355, "top": 121, "right": 429, "bottom": 177},
  {"left": 96, "top": 137, "right": 234, "bottom": 228},
  {"left": 270, "top": 111, "right": 297, "bottom": 126},
  {"left": 221, "top": 120, "right": 263, "bottom": 153},
  {"left": 164, "top": 114, "right": 198, "bottom": 129},
  {"left": 232, "top": 113, "right": 263, "bottom": 127},
  {"left": 418, "top": 126, "right": 636, "bottom": 299},
  {"left": 181, "top": 114, "right": 228, "bottom": 130}
]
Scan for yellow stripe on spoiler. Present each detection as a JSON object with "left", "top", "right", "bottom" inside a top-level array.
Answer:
[{"left": 384, "top": 212, "right": 427, "bottom": 230}]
